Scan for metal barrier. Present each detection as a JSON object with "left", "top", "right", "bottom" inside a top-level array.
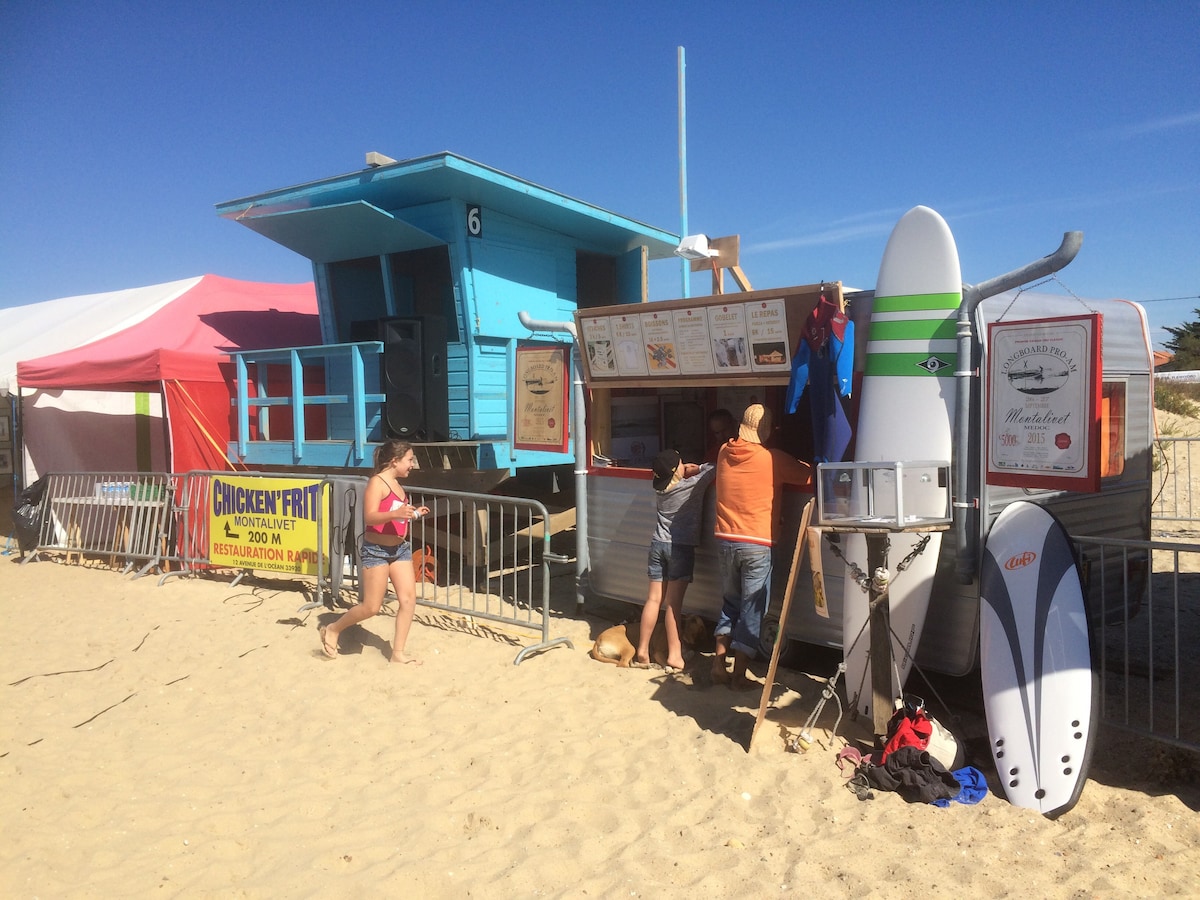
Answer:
[
  {"left": 1076, "top": 534, "right": 1200, "bottom": 753},
  {"left": 26, "top": 470, "right": 571, "bottom": 664},
  {"left": 25, "top": 472, "right": 174, "bottom": 577},
  {"left": 157, "top": 470, "right": 335, "bottom": 588},
  {"left": 1152, "top": 437, "right": 1200, "bottom": 526},
  {"left": 313, "top": 478, "right": 571, "bottom": 665}
]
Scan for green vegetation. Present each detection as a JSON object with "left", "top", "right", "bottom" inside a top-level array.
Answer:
[
  {"left": 1154, "top": 379, "right": 1200, "bottom": 416},
  {"left": 1161, "top": 311, "right": 1200, "bottom": 371}
]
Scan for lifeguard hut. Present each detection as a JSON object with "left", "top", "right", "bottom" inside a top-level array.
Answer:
[{"left": 215, "top": 151, "right": 679, "bottom": 490}]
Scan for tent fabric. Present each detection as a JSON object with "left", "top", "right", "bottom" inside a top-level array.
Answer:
[
  {"left": 17, "top": 274, "right": 320, "bottom": 389},
  {"left": 11, "top": 275, "right": 319, "bottom": 475},
  {"left": 0, "top": 276, "right": 202, "bottom": 396}
]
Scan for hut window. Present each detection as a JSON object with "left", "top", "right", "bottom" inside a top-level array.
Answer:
[{"left": 1100, "top": 381, "right": 1126, "bottom": 478}]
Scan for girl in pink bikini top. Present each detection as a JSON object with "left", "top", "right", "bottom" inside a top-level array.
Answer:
[{"left": 362, "top": 441, "right": 428, "bottom": 544}]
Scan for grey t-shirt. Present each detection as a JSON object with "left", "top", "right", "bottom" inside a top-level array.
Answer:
[{"left": 652, "top": 463, "right": 716, "bottom": 546}]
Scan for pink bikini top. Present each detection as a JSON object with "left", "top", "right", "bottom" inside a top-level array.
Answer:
[{"left": 365, "top": 485, "right": 409, "bottom": 538}]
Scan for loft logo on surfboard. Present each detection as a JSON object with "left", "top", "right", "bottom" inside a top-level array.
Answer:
[
  {"left": 916, "top": 355, "right": 951, "bottom": 374},
  {"left": 1004, "top": 550, "right": 1038, "bottom": 570}
]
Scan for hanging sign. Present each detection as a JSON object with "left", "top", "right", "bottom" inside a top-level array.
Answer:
[
  {"left": 514, "top": 343, "right": 570, "bottom": 452},
  {"left": 574, "top": 283, "right": 835, "bottom": 388},
  {"left": 209, "top": 476, "right": 329, "bottom": 574},
  {"left": 986, "top": 314, "right": 1102, "bottom": 492}
]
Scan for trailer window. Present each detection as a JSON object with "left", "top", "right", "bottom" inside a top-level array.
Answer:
[{"left": 1100, "top": 381, "right": 1125, "bottom": 478}]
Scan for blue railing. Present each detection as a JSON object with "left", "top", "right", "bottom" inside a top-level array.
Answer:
[{"left": 231, "top": 341, "right": 385, "bottom": 467}]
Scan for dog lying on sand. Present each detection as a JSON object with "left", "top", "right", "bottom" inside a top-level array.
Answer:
[{"left": 589, "top": 614, "right": 710, "bottom": 670}]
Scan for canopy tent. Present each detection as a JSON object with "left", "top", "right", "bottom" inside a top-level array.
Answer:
[{"left": 10, "top": 275, "right": 320, "bottom": 477}]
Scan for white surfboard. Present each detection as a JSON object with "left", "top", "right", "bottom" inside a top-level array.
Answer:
[
  {"left": 979, "top": 501, "right": 1097, "bottom": 818},
  {"left": 842, "top": 206, "right": 961, "bottom": 724}
]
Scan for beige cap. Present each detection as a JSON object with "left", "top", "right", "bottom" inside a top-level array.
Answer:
[{"left": 738, "top": 403, "right": 771, "bottom": 444}]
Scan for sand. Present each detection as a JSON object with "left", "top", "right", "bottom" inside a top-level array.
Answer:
[{"left": 0, "top": 550, "right": 1197, "bottom": 900}]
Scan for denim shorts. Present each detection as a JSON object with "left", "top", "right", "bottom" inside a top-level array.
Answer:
[
  {"left": 646, "top": 539, "right": 696, "bottom": 583},
  {"left": 361, "top": 538, "right": 413, "bottom": 569}
]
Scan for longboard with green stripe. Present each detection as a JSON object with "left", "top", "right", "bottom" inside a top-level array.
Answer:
[{"left": 843, "top": 206, "right": 962, "bottom": 724}]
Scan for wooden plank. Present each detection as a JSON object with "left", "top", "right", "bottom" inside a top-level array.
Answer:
[
  {"left": 867, "top": 534, "right": 893, "bottom": 737},
  {"left": 749, "top": 498, "right": 815, "bottom": 751}
]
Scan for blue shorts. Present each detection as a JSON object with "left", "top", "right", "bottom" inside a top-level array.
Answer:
[
  {"left": 361, "top": 539, "right": 413, "bottom": 569},
  {"left": 646, "top": 539, "right": 696, "bottom": 582}
]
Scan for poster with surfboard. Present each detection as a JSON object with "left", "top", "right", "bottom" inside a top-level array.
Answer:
[
  {"left": 842, "top": 206, "right": 961, "bottom": 724},
  {"left": 979, "top": 501, "right": 1097, "bottom": 818}
]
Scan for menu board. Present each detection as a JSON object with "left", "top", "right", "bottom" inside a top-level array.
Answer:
[
  {"left": 747, "top": 298, "right": 791, "bottom": 372},
  {"left": 575, "top": 283, "right": 832, "bottom": 387},
  {"left": 671, "top": 307, "right": 715, "bottom": 375},
  {"left": 610, "top": 313, "right": 648, "bottom": 377},
  {"left": 640, "top": 309, "right": 678, "bottom": 375},
  {"left": 581, "top": 315, "right": 617, "bottom": 377}
]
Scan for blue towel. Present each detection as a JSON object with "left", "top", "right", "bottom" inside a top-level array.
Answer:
[{"left": 932, "top": 766, "right": 989, "bottom": 807}]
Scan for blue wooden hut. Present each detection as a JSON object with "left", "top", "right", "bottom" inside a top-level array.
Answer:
[{"left": 215, "top": 151, "right": 678, "bottom": 487}]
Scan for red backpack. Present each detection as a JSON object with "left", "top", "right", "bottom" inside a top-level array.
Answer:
[{"left": 880, "top": 698, "right": 933, "bottom": 763}]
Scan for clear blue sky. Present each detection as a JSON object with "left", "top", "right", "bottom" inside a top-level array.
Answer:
[{"left": 2, "top": 3, "right": 1197, "bottom": 347}]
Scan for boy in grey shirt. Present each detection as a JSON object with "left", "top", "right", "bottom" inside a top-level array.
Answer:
[{"left": 634, "top": 449, "right": 716, "bottom": 669}]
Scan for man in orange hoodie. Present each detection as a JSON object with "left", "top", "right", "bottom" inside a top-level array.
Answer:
[{"left": 712, "top": 404, "right": 812, "bottom": 690}]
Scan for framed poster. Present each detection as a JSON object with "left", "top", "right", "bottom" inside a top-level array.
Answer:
[
  {"left": 514, "top": 343, "right": 570, "bottom": 452},
  {"left": 0, "top": 415, "right": 10, "bottom": 443},
  {"left": 986, "top": 314, "right": 1102, "bottom": 492},
  {"left": 0, "top": 447, "right": 11, "bottom": 475}
]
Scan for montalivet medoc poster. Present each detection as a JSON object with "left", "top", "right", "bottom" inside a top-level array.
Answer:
[{"left": 986, "top": 314, "right": 1102, "bottom": 492}]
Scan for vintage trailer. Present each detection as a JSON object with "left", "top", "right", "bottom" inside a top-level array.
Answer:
[{"left": 579, "top": 284, "right": 1153, "bottom": 677}]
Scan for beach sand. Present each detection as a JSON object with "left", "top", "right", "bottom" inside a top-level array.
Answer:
[{"left": 1, "top": 551, "right": 1197, "bottom": 899}]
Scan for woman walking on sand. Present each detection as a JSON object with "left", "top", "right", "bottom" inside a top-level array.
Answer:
[{"left": 319, "top": 439, "right": 429, "bottom": 664}]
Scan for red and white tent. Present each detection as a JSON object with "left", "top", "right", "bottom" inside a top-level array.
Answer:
[{"left": 11, "top": 275, "right": 320, "bottom": 477}]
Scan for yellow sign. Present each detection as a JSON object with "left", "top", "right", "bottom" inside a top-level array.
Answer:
[{"left": 208, "top": 476, "right": 328, "bottom": 574}]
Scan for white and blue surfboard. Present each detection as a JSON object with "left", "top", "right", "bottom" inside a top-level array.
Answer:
[
  {"left": 979, "top": 501, "right": 1097, "bottom": 818},
  {"left": 842, "top": 206, "right": 961, "bottom": 724}
]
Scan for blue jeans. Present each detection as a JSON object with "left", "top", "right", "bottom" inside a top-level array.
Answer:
[{"left": 715, "top": 541, "right": 773, "bottom": 658}]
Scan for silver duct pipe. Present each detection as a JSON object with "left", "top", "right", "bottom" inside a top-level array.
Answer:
[
  {"left": 517, "top": 311, "right": 589, "bottom": 608},
  {"left": 953, "top": 231, "right": 1084, "bottom": 583}
]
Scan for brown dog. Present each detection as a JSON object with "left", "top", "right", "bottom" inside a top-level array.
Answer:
[{"left": 589, "top": 614, "right": 710, "bottom": 669}]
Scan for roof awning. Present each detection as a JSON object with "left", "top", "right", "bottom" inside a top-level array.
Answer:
[{"left": 235, "top": 200, "right": 444, "bottom": 263}]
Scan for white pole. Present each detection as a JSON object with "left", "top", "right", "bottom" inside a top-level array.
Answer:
[{"left": 678, "top": 46, "right": 690, "bottom": 299}]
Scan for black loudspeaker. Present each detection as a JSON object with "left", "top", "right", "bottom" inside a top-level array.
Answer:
[{"left": 382, "top": 316, "right": 449, "bottom": 441}]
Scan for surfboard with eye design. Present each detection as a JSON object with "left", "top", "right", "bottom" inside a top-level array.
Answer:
[{"left": 842, "top": 206, "right": 961, "bottom": 724}]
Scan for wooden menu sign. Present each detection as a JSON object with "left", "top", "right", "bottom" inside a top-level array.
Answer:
[{"left": 575, "top": 283, "right": 838, "bottom": 388}]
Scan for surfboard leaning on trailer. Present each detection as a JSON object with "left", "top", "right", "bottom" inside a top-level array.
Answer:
[{"left": 841, "top": 206, "right": 962, "bottom": 725}]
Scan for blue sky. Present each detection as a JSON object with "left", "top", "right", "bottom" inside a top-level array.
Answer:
[{"left": 2, "top": 3, "right": 1197, "bottom": 347}]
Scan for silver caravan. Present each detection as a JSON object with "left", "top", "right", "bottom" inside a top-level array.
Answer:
[{"left": 579, "top": 286, "right": 1153, "bottom": 677}]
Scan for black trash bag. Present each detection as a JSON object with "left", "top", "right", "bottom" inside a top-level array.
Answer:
[{"left": 12, "top": 478, "right": 48, "bottom": 553}]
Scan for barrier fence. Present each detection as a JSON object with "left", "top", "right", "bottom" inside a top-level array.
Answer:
[
  {"left": 313, "top": 477, "right": 572, "bottom": 665},
  {"left": 24, "top": 472, "right": 175, "bottom": 577},
  {"left": 19, "top": 468, "right": 1199, "bottom": 711},
  {"left": 1076, "top": 534, "right": 1200, "bottom": 754},
  {"left": 22, "top": 470, "right": 571, "bottom": 665},
  {"left": 1152, "top": 437, "right": 1200, "bottom": 526}
]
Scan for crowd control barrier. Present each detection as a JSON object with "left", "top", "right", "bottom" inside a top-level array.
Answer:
[
  {"left": 1078, "top": 533, "right": 1200, "bottom": 754},
  {"left": 24, "top": 472, "right": 174, "bottom": 577},
  {"left": 24, "top": 470, "right": 571, "bottom": 665},
  {"left": 313, "top": 477, "right": 572, "bottom": 665}
]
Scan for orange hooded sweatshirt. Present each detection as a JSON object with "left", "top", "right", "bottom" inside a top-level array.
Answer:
[{"left": 714, "top": 439, "right": 813, "bottom": 546}]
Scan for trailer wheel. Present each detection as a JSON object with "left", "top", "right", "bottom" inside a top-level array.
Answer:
[{"left": 759, "top": 613, "right": 791, "bottom": 661}]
